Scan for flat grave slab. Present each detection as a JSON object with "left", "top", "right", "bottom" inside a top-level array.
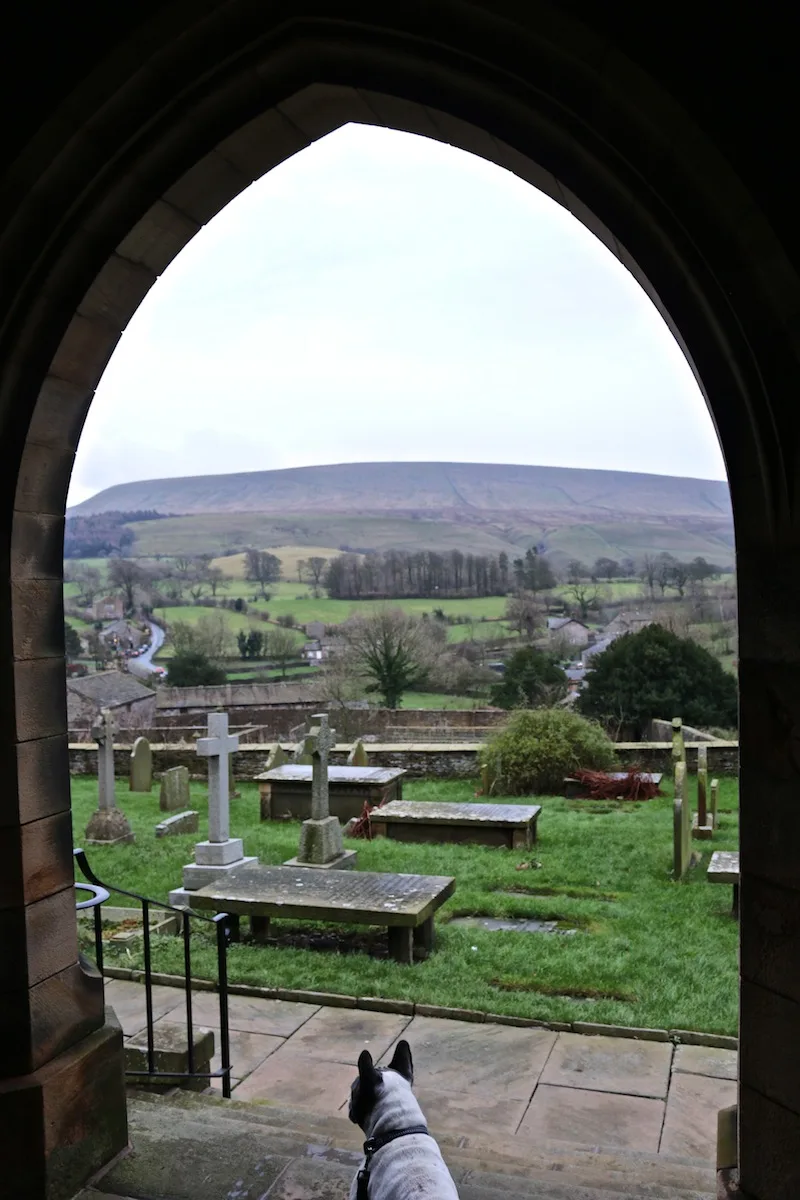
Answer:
[
  {"left": 186, "top": 863, "right": 455, "bottom": 964},
  {"left": 257, "top": 765, "right": 405, "bottom": 823},
  {"left": 370, "top": 801, "right": 541, "bottom": 849},
  {"left": 707, "top": 850, "right": 740, "bottom": 916}
]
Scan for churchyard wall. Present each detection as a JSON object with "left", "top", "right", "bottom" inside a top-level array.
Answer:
[{"left": 68, "top": 739, "right": 739, "bottom": 780}]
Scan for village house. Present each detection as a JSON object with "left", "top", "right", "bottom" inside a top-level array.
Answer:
[
  {"left": 547, "top": 616, "right": 590, "bottom": 647},
  {"left": 67, "top": 670, "right": 157, "bottom": 732},
  {"left": 93, "top": 593, "right": 124, "bottom": 620},
  {"left": 604, "top": 612, "right": 655, "bottom": 638}
]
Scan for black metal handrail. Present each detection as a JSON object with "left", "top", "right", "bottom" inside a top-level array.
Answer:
[{"left": 74, "top": 847, "right": 233, "bottom": 1097}]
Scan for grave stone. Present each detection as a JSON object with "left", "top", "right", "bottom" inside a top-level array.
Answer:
[
  {"left": 160, "top": 766, "right": 190, "bottom": 812},
  {"left": 692, "top": 744, "right": 713, "bottom": 840},
  {"left": 85, "top": 708, "right": 135, "bottom": 845},
  {"left": 264, "top": 743, "right": 288, "bottom": 771},
  {"left": 710, "top": 778, "right": 720, "bottom": 829},
  {"left": 292, "top": 731, "right": 315, "bottom": 765},
  {"left": 673, "top": 761, "right": 697, "bottom": 879},
  {"left": 285, "top": 713, "right": 356, "bottom": 870},
  {"left": 155, "top": 811, "right": 199, "bottom": 838},
  {"left": 169, "top": 712, "right": 257, "bottom": 904},
  {"left": 347, "top": 738, "right": 368, "bottom": 767},
  {"left": 129, "top": 736, "right": 153, "bottom": 793},
  {"left": 671, "top": 717, "right": 686, "bottom": 766}
]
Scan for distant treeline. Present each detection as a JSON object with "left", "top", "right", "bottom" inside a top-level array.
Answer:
[
  {"left": 324, "top": 548, "right": 557, "bottom": 599},
  {"left": 64, "top": 510, "right": 171, "bottom": 558}
]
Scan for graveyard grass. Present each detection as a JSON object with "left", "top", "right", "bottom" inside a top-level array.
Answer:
[{"left": 72, "top": 775, "right": 740, "bottom": 1036}]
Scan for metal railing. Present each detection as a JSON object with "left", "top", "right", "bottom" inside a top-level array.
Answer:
[{"left": 74, "top": 847, "right": 233, "bottom": 1097}]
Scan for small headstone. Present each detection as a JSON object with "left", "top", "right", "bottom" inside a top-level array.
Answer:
[
  {"left": 160, "top": 766, "right": 190, "bottom": 812},
  {"left": 129, "top": 736, "right": 153, "bottom": 793},
  {"left": 292, "top": 732, "right": 314, "bottom": 765},
  {"left": 265, "top": 743, "right": 288, "bottom": 771},
  {"left": 673, "top": 761, "right": 697, "bottom": 880},
  {"left": 286, "top": 713, "right": 356, "bottom": 870},
  {"left": 692, "top": 745, "right": 713, "bottom": 839},
  {"left": 671, "top": 717, "right": 686, "bottom": 766},
  {"left": 85, "top": 708, "right": 135, "bottom": 845},
  {"left": 155, "top": 810, "right": 200, "bottom": 838},
  {"left": 347, "top": 739, "right": 368, "bottom": 767},
  {"left": 710, "top": 778, "right": 719, "bottom": 829}
]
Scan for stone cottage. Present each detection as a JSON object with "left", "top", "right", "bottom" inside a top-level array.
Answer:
[{"left": 67, "top": 670, "right": 157, "bottom": 733}]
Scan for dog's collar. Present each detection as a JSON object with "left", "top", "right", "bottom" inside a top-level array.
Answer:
[{"left": 357, "top": 1125, "right": 430, "bottom": 1200}]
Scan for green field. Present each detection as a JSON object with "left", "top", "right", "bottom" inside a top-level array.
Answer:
[{"left": 73, "top": 773, "right": 739, "bottom": 1034}]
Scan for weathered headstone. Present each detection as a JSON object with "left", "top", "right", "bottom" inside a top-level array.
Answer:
[
  {"left": 710, "top": 778, "right": 720, "bottom": 829},
  {"left": 155, "top": 810, "right": 199, "bottom": 838},
  {"left": 129, "top": 736, "right": 153, "bottom": 793},
  {"left": 347, "top": 739, "right": 368, "bottom": 768},
  {"left": 265, "top": 742, "right": 288, "bottom": 771},
  {"left": 160, "top": 766, "right": 190, "bottom": 812},
  {"left": 673, "top": 761, "right": 696, "bottom": 880},
  {"left": 85, "top": 709, "right": 135, "bottom": 845},
  {"left": 285, "top": 713, "right": 356, "bottom": 870},
  {"left": 671, "top": 717, "right": 686, "bottom": 766},
  {"left": 292, "top": 731, "right": 315, "bottom": 765},
  {"left": 169, "top": 712, "right": 257, "bottom": 905},
  {"left": 692, "top": 745, "right": 713, "bottom": 839}
]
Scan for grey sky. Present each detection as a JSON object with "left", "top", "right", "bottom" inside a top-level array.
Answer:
[{"left": 68, "top": 124, "right": 726, "bottom": 507}]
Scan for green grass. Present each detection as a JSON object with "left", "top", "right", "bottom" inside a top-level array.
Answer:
[
  {"left": 73, "top": 774, "right": 739, "bottom": 1035},
  {"left": 399, "top": 692, "right": 490, "bottom": 710}
]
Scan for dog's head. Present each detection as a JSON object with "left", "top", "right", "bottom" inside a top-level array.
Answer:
[{"left": 348, "top": 1039, "right": 414, "bottom": 1128}]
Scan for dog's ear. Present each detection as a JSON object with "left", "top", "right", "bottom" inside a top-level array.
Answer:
[
  {"left": 349, "top": 1049, "right": 382, "bottom": 1126},
  {"left": 388, "top": 1040, "right": 414, "bottom": 1084}
]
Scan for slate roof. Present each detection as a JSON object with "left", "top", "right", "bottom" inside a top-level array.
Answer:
[
  {"left": 66, "top": 670, "right": 155, "bottom": 708},
  {"left": 547, "top": 617, "right": 588, "bottom": 631}
]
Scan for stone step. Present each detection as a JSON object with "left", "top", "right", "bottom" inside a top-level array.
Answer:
[{"left": 112, "top": 1092, "right": 715, "bottom": 1199}]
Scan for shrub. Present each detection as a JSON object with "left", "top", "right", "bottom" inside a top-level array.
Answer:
[
  {"left": 166, "top": 651, "right": 227, "bottom": 687},
  {"left": 490, "top": 646, "right": 567, "bottom": 709},
  {"left": 481, "top": 708, "right": 616, "bottom": 796}
]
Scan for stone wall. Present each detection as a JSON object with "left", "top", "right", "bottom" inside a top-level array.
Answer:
[{"left": 69, "top": 740, "right": 739, "bottom": 781}]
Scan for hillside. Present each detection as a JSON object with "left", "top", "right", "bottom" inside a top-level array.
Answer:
[{"left": 69, "top": 461, "right": 734, "bottom": 566}]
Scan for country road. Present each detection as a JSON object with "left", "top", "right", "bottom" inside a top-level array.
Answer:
[{"left": 127, "top": 620, "right": 166, "bottom": 679}]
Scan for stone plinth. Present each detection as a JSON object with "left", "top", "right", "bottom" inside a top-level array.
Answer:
[
  {"left": 258, "top": 765, "right": 405, "bottom": 822},
  {"left": 125, "top": 1021, "right": 215, "bottom": 1091},
  {"left": 370, "top": 801, "right": 541, "bottom": 849},
  {"left": 85, "top": 808, "right": 135, "bottom": 845}
]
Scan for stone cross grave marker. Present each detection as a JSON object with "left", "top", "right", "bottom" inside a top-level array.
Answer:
[
  {"left": 347, "top": 739, "right": 368, "bottom": 768},
  {"left": 169, "top": 711, "right": 257, "bottom": 906},
  {"left": 160, "top": 766, "right": 190, "bottom": 812},
  {"left": 129, "top": 736, "right": 153, "bottom": 793},
  {"left": 673, "top": 760, "right": 696, "bottom": 880},
  {"left": 692, "top": 744, "right": 713, "bottom": 839},
  {"left": 671, "top": 717, "right": 686, "bottom": 766},
  {"left": 85, "top": 708, "right": 135, "bottom": 845},
  {"left": 197, "top": 711, "right": 238, "bottom": 843},
  {"left": 286, "top": 713, "right": 357, "bottom": 870}
]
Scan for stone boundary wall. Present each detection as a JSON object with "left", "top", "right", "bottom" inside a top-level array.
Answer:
[
  {"left": 69, "top": 740, "right": 739, "bottom": 780},
  {"left": 137, "top": 705, "right": 508, "bottom": 740}
]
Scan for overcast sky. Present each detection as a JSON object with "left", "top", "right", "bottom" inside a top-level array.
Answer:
[{"left": 68, "top": 123, "right": 726, "bottom": 507}]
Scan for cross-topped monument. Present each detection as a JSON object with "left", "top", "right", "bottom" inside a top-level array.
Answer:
[
  {"left": 169, "top": 711, "right": 257, "bottom": 906},
  {"left": 285, "top": 713, "right": 357, "bottom": 870},
  {"left": 84, "top": 708, "right": 135, "bottom": 845}
]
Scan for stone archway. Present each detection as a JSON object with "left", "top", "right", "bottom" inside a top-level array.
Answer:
[{"left": 3, "top": 7, "right": 799, "bottom": 1197}]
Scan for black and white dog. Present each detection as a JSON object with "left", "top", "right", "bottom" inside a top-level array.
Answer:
[{"left": 348, "top": 1040, "right": 460, "bottom": 1200}]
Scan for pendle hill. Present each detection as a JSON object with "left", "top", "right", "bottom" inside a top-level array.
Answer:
[{"left": 68, "top": 461, "right": 734, "bottom": 567}]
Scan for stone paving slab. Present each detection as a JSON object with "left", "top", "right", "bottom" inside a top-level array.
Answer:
[
  {"left": 232, "top": 1049, "right": 358, "bottom": 1113},
  {"left": 411, "top": 1087, "right": 532, "bottom": 1136},
  {"left": 106, "top": 979, "right": 183, "bottom": 1036},
  {"left": 382, "top": 1015, "right": 556, "bottom": 1100},
  {"left": 186, "top": 991, "right": 319, "bottom": 1037},
  {"left": 673, "top": 1043, "right": 738, "bottom": 1081},
  {"left": 660, "top": 1071, "right": 738, "bottom": 1160},
  {"left": 540, "top": 1031, "right": 673, "bottom": 1099},
  {"left": 519, "top": 1083, "right": 666, "bottom": 1152},
  {"left": 281, "top": 1004, "right": 411, "bottom": 1064}
]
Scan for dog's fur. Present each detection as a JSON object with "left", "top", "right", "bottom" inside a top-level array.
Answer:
[{"left": 348, "top": 1040, "right": 460, "bottom": 1200}]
